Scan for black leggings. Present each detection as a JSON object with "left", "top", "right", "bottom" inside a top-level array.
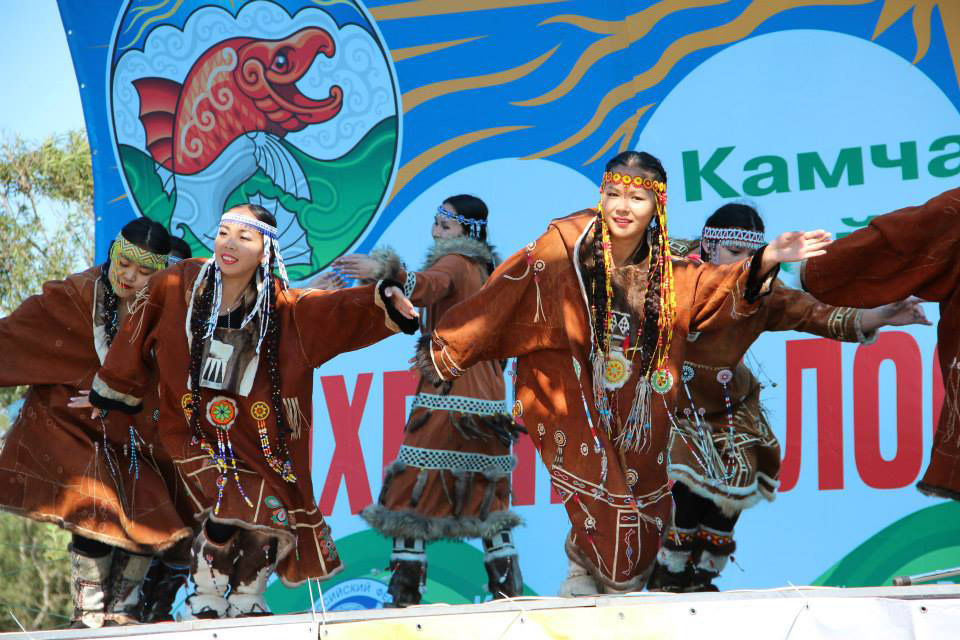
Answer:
[{"left": 672, "top": 481, "right": 739, "bottom": 533}]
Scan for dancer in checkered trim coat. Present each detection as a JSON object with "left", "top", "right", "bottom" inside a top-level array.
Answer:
[{"left": 335, "top": 195, "right": 524, "bottom": 607}]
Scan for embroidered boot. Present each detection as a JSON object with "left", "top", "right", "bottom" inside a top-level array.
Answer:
[
  {"left": 69, "top": 545, "right": 113, "bottom": 629},
  {"left": 686, "top": 526, "right": 736, "bottom": 592},
  {"left": 647, "top": 526, "right": 696, "bottom": 593},
  {"left": 186, "top": 528, "right": 235, "bottom": 619},
  {"left": 104, "top": 550, "right": 152, "bottom": 625},
  {"left": 386, "top": 537, "right": 426, "bottom": 607},
  {"left": 226, "top": 529, "right": 278, "bottom": 617},
  {"left": 482, "top": 529, "right": 524, "bottom": 599}
]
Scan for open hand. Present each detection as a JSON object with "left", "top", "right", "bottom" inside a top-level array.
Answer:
[
  {"left": 767, "top": 230, "right": 833, "bottom": 263},
  {"left": 68, "top": 390, "right": 102, "bottom": 419},
  {"left": 384, "top": 286, "right": 417, "bottom": 319},
  {"left": 308, "top": 270, "right": 346, "bottom": 291},
  {"left": 332, "top": 254, "right": 381, "bottom": 280},
  {"left": 876, "top": 297, "right": 932, "bottom": 328}
]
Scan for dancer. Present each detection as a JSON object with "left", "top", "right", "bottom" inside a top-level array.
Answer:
[
  {"left": 649, "top": 203, "right": 929, "bottom": 592},
  {"left": 83, "top": 204, "right": 418, "bottom": 619},
  {"left": 801, "top": 189, "right": 957, "bottom": 500},
  {"left": 413, "top": 151, "right": 831, "bottom": 593},
  {"left": 0, "top": 218, "right": 191, "bottom": 628},
  {"left": 336, "top": 195, "right": 523, "bottom": 606}
]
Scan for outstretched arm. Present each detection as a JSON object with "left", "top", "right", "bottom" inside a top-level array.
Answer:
[
  {"left": 294, "top": 281, "right": 418, "bottom": 367},
  {"left": 763, "top": 282, "right": 930, "bottom": 343},
  {"left": 0, "top": 275, "right": 98, "bottom": 387},
  {"left": 802, "top": 189, "right": 960, "bottom": 306},
  {"left": 417, "top": 232, "right": 568, "bottom": 384}
]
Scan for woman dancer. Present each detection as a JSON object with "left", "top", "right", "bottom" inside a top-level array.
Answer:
[
  {"left": 0, "top": 217, "right": 191, "bottom": 628},
  {"left": 336, "top": 195, "right": 523, "bottom": 606},
  {"left": 649, "top": 203, "right": 928, "bottom": 592},
  {"left": 413, "top": 151, "right": 831, "bottom": 593},
  {"left": 83, "top": 204, "right": 418, "bottom": 619}
]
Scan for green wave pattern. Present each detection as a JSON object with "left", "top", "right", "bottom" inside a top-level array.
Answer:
[{"left": 813, "top": 501, "right": 960, "bottom": 587}]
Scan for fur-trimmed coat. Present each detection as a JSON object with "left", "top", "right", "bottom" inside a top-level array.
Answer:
[
  {"left": 802, "top": 188, "right": 960, "bottom": 500},
  {"left": 361, "top": 236, "right": 523, "bottom": 541},
  {"left": 419, "top": 211, "right": 778, "bottom": 590},
  {"left": 0, "top": 266, "right": 192, "bottom": 552},
  {"left": 88, "top": 259, "right": 407, "bottom": 585}
]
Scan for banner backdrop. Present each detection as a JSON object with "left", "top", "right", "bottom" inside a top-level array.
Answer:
[{"left": 57, "top": 0, "right": 960, "bottom": 610}]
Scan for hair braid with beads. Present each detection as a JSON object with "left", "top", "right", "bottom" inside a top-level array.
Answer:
[
  {"left": 263, "top": 251, "right": 293, "bottom": 463},
  {"left": 593, "top": 150, "right": 669, "bottom": 375},
  {"left": 100, "top": 265, "right": 120, "bottom": 345},
  {"left": 187, "top": 263, "right": 218, "bottom": 444}
]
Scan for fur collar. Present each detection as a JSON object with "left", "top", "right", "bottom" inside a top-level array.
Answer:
[{"left": 422, "top": 236, "right": 500, "bottom": 271}]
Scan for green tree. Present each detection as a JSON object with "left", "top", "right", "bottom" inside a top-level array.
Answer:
[{"left": 0, "top": 131, "right": 94, "bottom": 631}]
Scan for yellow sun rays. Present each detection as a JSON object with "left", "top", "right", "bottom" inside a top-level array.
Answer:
[{"left": 872, "top": 0, "right": 960, "bottom": 88}]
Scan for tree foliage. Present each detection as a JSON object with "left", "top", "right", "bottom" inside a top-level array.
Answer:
[
  {"left": 0, "top": 131, "right": 94, "bottom": 407},
  {"left": 0, "top": 131, "right": 94, "bottom": 631}
]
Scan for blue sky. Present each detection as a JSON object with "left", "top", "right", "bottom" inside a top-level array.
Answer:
[{"left": 0, "top": 1, "right": 84, "bottom": 142}]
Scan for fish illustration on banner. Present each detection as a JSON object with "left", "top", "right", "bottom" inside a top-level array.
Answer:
[{"left": 108, "top": 0, "right": 400, "bottom": 280}]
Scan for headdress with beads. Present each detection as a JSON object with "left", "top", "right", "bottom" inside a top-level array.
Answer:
[
  {"left": 700, "top": 225, "right": 765, "bottom": 257},
  {"left": 589, "top": 167, "right": 677, "bottom": 451},
  {"left": 436, "top": 205, "right": 487, "bottom": 239},
  {"left": 185, "top": 211, "right": 289, "bottom": 356}
]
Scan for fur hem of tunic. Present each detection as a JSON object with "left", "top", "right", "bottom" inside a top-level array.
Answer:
[
  {"left": 668, "top": 465, "right": 779, "bottom": 517},
  {"left": 563, "top": 535, "right": 647, "bottom": 592},
  {"left": 200, "top": 509, "right": 297, "bottom": 572},
  {"left": 0, "top": 504, "right": 193, "bottom": 554},
  {"left": 916, "top": 480, "right": 960, "bottom": 501},
  {"left": 359, "top": 503, "right": 523, "bottom": 541},
  {"left": 423, "top": 236, "right": 500, "bottom": 271},
  {"left": 415, "top": 334, "right": 449, "bottom": 390}
]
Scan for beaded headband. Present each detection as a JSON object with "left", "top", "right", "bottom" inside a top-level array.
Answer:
[
  {"left": 220, "top": 212, "right": 278, "bottom": 239},
  {"left": 601, "top": 171, "right": 667, "bottom": 196},
  {"left": 701, "top": 226, "right": 765, "bottom": 250},
  {"left": 436, "top": 205, "right": 486, "bottom": 238},
  {"left": 110, "top": 234, "right": 168, "bottom": 271}
]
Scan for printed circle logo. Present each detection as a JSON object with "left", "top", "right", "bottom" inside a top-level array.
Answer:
[
  {"left": 319, "top": 578, "right": 391, "bottom": 611},
  {"left": 108, "top": 0, "right": 400, "bottom": 281}
]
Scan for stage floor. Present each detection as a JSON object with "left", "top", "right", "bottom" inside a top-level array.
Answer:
[{"left": 5, "top": 584, "right": 960, "bottom": 639}]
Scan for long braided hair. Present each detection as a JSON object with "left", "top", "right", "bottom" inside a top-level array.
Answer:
[
  {"left": 591, "top": 150, "right": 672, "bottom": 379},
  {"left": 101, "top": 217, "right": 171, "bottom": 344},
  {"left": 186, "top": 206, "right": 292, "bottom": 466}
]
